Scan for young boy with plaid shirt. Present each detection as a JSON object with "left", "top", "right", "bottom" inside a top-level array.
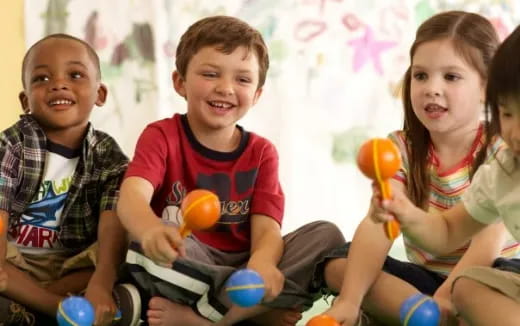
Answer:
[{"left": 0, "top": 34, "right": 130, "bottom": 326}]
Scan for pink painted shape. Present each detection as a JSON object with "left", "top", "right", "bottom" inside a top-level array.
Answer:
[
  {"left": 341, "top": 13, "right": 363, "bottom": 31},
  {"left": 294, "top": 20, "right": 327, "bottom": 42},
  {"left": 347, "top": 26, "right": 396, "bottom": 75}
]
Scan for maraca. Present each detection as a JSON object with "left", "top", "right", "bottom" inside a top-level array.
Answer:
[
  {"left": 179, "top": 189, "right": 221, "bottom": 237},
  {"left": 357, "top": 138, "right": 402, "bottom": 240},
  {"left": 56, "top": 296, "right": 95, "bottom": 326},
  {"left": 225, "top": 269, "right": 265, "bottom": 307},
  {"left": 306, "top": 314, "right": 340, "bottom": 326},
  {"left": 400, "top": 293, "right": 441, "bottom": 326}
]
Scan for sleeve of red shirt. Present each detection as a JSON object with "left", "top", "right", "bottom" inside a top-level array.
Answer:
[
  {"left": 249, "top": 140, "right": 284, "bottom": 226},
  {"left": 124, "top": 124, "right": 168, "bottom": 190}
]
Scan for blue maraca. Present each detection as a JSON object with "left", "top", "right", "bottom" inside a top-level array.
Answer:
[
  {"left": 225, "top": 269, "right": 265, "bottom": 307},
  {"left": 57, "top": 296, "right": 95, "bottom": 326},
  {"left": 399, "top": 293, "right": 441, "bottom": 326}
]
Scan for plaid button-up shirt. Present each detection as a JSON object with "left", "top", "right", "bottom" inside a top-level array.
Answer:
[{"left": 0, "top": 115, "right": 128, "bottom": 249}]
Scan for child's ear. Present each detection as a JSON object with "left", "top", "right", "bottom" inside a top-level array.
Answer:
[
  {"left": 172, "top": 71, "right": 187, "bottom": 99},
  {"left": 19, "top": 91, "right": 30, "bottom": 114},
  {"left": 252, "top": 87, "right": 263, "bottom": 105},
  {"left": 95, "top": 83, "right": 108, "bottom": 107}
]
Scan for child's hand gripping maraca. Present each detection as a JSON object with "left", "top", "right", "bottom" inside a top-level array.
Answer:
[
  {"left": 357, "top": 138, "right": 402, "bottom": 240},
  {"left": 140, "top": 189, "right": 221, "bottom": 267},
  {"left": 179, "top": 189, "right": 221, "bottom": 238}
]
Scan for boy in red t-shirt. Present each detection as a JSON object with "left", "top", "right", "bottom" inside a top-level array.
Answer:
[{"left": 117, "top": 15, "right": 345, "bottom": 326}]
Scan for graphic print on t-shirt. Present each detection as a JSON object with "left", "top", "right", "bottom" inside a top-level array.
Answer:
[
  {"left": 194, "top": 169, "right": 257, "bottom": 233},
  {"left": 162, "top": 169, "right": 257, "bottom": 234},
  {"left": 14, "top": 148, "right": 79, "bottom": 253}
]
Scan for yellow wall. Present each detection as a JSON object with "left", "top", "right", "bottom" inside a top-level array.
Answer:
[{"left": 0, "top": 2, "right": 24, "bottom": 130}]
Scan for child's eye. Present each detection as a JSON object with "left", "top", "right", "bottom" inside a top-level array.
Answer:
[
  {"left": 32, "top": 75, "right": 49, "bottom": 83},
  {"left": 445, "top": 73, "right": 460, "bottom": 81},
  {"left": 70, "top": 72, "right": 83, "bottom": 79},
  {"left": 202, "top": 72, "right": 217, "bottom": 78},
  {"left": 238, "top": 76, "right": 252, "bottom": 83},
  {"left": 500, "top": 111, "right": 513, "bottom": 118},
  {"left": 413, "top": 72, "right": 427, "bottom": 81}
]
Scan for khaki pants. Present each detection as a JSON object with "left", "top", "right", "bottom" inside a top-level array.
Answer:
[
  {"left": 6, "top": 242, "right": 98, "bottom": 285},
  {"left": 454, "top": 266, "right": 520, "bottom": 302}
]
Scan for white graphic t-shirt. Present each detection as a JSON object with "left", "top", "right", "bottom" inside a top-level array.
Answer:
[{"left": 14, "top": 141, "right": 79, "bottom": 254}]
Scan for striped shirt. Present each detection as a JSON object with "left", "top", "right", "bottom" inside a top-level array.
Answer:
[{"left": 388, "top": 125, "right": 519, "bottom": 275}]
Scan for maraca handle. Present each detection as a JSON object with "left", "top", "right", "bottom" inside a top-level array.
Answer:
[
  {"left": 179, "top": 223, "right": 191, "bottom": 238},
  {"left": 379, "top": 179, "right": 392, "bottom": 200},
  {"left": 379, "top": 180, "right": 401, "bottom": 241}
]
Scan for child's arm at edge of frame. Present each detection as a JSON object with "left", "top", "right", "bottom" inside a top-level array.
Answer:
[
  {"left": 0, "top": 210, "right": 8, "bottom": 292},
  {"left": 0, "top": 210, "right": 7, "bottom": 265}
]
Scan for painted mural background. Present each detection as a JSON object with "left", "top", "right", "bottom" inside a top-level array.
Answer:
[{"left": 25, "top": 0, "right": 520, "bottom": 237}]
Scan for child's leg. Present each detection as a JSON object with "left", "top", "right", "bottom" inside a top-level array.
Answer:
[
  {"left": 45, "top": 268, "right": 93, "bottom": 295},
  {"left": 2, "top": 262, "right": 63, "bottom": 316},
  {"left": 452, "top": 266, "right": 520, "bottom": 326},
  {"left": 146, "top": 296, "right": 212, "bottom": 326},
  {"left": 125, "top": 236, "right": 305, "bottom": 326},
  {"left": 124, "top": 238, "right": 246, "bottom": 325},
  {"left": 3, "top": 243, "right": 96, "bottom": 317},
  {"left": 325, "top": 257, "right": 417, "bottom": 326},
  {"left": 242, "top": 221, "right": 345, "bottom": 325},
  {"left": 323, "top": 244, "right": 445, "bottom": 325},
  {"left": 46, "top": 244, "right": 98, "bottom": 295},
  {"left": 4, "top": 265, "right": 94, "bottom": 317}
]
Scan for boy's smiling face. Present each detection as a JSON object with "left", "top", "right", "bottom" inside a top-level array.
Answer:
[
  {"left": 172, "top": 45, "right": 263, "bottom": 136},
  {"left": 19, "top": 37, "right": 106, "bottom": 136}
]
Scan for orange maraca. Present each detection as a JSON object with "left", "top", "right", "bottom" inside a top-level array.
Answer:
[
  {"left": 306, "top": 315, "right": 340, "bottom": 326},
  {"left": 357, "top": 138, "right": 402, "bottom": 240},
  {"left": 179, "top": 189, "right": 221, "bottom": 238}
]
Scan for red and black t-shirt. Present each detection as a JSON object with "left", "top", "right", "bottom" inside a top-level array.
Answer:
[{"left": 125, "top": 114, "right": 284, "bottom": 252}]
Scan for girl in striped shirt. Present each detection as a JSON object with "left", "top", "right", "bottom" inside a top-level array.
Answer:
[
  {"left": 324, "top": 11, "right": 519, "bottom": 326},
  {"left": 374, "top": 23, "right": 520, "bottom": 326}
]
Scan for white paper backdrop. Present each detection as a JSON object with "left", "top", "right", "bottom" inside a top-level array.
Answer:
[{"left": 24, "top": 0, "right": 520, "bottom": 238}]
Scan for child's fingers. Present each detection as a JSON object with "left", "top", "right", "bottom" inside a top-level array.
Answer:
[
  {"left": 369, "top": 210, "right": 393, "bottom": 224},
  {"left": 165, "top": 227, "right": 185, "bottom": 256},
  {"left": 156, "top": 236, "right": 180, "bottom": 263},
  {"left": 372, "top": 181, "right": 385, "bottom": 195}
]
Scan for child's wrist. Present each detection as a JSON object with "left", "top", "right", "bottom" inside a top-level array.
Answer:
[{"left": 135, "top": 217, "right": 163, "bottom": 242}]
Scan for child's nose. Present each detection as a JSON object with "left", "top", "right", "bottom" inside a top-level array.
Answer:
[
  {"left": 215, "top": 80, "right": 234, "bottom": 96},
  {"left": 425, "top": 80, "right": 441, "bottom": 97},
  {"left": 49, "top": 78, "right": 69, "bottom": 91},
  {"left": 426, "top": 90, "right": 441, "bottom": 97}
]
